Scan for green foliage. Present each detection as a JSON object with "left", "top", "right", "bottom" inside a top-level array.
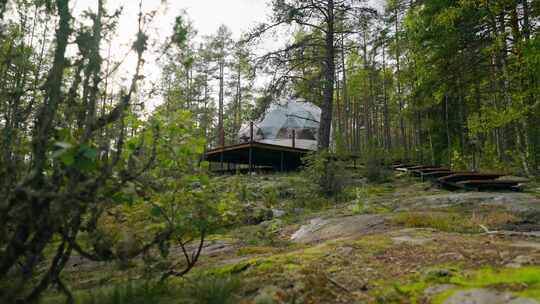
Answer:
[
  {"left": 364, "top": 146, "right": 391, "bottom": 183},
  {"left": 393, "top": 212, "right": 472, "bottom": 233},
  {"left": 350, "top": 185, "right": 392, "bottom": 214},
  {"left": 0, "top": 2, "right": 165, "bottom": 300},
  {"left": 450, "top": 267, "right": 540, "bottom": 289},
  {"left": 433, "top": 267, "right": 540, "bottom": 303},
  {"left": 144, "top": 108, "right": 219, "bottom": 266},
  {"left": 262, "top": 187, "right": 279, "bottom": 208},
  {"left": 230, "top": 224, "right": 286, "bottom": 247},
  {"left": 302, "top": 151, "right": 350, "bottom": 197},
  {"left": 78, "top": 281, "right": 175, "bottom": 304},
  {"left": 392, "top": 209, "right": 519, "bottom": 233},
  {"left": 476, "top": 142, "right": 507, "bottom": 172},
  {"left": 396, "top": 0, "right": 540, "bottom": 174},
  {"left": 179, "top": 274, "right": 241, "bottom": 304},
  {"left": 70, "top": 274, "right": 243, "bottom": 304},
  {"left": 0, "top": 276, "right": 24, "bottom": 304},
  {"left": 450, "top": 149, "right": 468, "bottom": 171},
  {"left": 172, "top": 15, "right": 189, "bottom": 48}
]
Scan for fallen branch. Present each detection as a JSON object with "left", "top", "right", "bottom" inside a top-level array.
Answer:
[{"left": 325, "top": 274, "right": 351, "bottom": 293}]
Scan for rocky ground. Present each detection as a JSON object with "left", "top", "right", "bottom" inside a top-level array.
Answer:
[{"left": 51, "top": 173, "right": 540, "bottom": 303}]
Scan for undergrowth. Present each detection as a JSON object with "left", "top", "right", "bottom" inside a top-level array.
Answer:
[
  {"left": 43, "top": 274, "right": 242, "bottom": 304},
  {"left": 393, "top": 210, "right": 520, "bottom": 233}
]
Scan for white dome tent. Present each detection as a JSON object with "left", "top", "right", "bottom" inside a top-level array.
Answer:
[{"left": 239, "top": 99, "right": 320, "bottom": 150}]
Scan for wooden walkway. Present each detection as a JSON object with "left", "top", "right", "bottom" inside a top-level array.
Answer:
[{"left": 392, "top": 162, "right": 528, "bottom": 191}]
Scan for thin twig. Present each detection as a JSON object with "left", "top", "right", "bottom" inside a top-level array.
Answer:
[{"left": 325, "top": 274, "right": 351, "bottom": 293}]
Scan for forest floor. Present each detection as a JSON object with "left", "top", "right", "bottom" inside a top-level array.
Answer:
[{"left": 43, "top": 171, "right": 540, "bottom": 304}]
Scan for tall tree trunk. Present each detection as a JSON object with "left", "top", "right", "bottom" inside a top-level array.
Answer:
[
  {"left": 498, "top": 11, "right": 531, "bottom": 175},
  {"left": 318, "top": 0, "right": 335, "bottom": 150},
  {"left": 340, "top": 34, "right": 350, "bottom": 152},
  {"left": 362, "top": 30, "right": 372, "bottom": 146},
  {"left": 335, "top": 69, "right": 341, "bottom": 146},
  {"left": 394, "top": 6, "right": 407, "bottom": 157},
  {"left": 382, "top": 45, "right": 391, "bottom": 151},
  {"left": 236, "top": 63, "right": 242, "bottom": 135},
  {"left": 445, "top": 95, "right": 451, "bottom": 165},
  {"left": 218, "top": 58, "right": 225, "bottom": 147},
  {"left": 32, "top": 0, "right": 71, "bottom": 176},
  {"left": 521, "top": 0, "right": 531, "bottom": 40}
]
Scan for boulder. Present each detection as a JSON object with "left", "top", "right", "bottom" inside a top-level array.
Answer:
[
  {"left": 506, "top": 255, "right": 536, "bottom": 268},
  {"left": 399, "top": 192, "right": 540, "bottom": 215},
  {"left": 443, "top": 288, "right": 538, "bottom": 304},
  {"left": 424, "top": 284, "right": 457, "bottom": 296},
  {"left": 272, "top": 209, "right": 287, "bottom": 218},
  {"left": 290, "top": 215, "right": 385, "bottom": 243},
  {"left": 391, "top": 235, "right": 433, "bottom": 245}
]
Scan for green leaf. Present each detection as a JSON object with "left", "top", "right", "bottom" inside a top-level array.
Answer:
[
  {"left": 74, "top": 157, "right": 97, "bottom": 172},
  {"left": 194, "top": 145, "right": 205, "bottom": 154},
  {"left": 83, "top": 147, "right": 98, "bottom": 160},
  {"left": 151, "top": 206, "right": 162, "bottom": 218},
  {"left": 112, "top": 192, "right": 126, "bottom": 204},
  {"left": 60, "top": 150, "right": 75, "bottom": 166}
]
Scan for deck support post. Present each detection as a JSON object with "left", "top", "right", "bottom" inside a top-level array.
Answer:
[
  {"left": 220, "top": 152, "right": 224, "bottom": 172},
  {"left": 292, "top": 129, "right": 296, "bottom": 148},
  {"left": 280, "top": 151, "right": 284, "bottom": 172},
  {"left": 249, "top": 122, "right": 254, "bottom": 174},
  {"left": 220, "top": 131, "right": 225, "bottom": 172},
  {"left": 249, "top": 146, "right": 253, "bottom": 174},
  {"left": 250, "top": 122, "right": 254, "bottom": 142}
]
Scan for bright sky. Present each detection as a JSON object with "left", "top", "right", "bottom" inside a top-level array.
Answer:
[
  {"left": 69, "top": 0, "right": 274, "bottom": 111},
  {"left": 160, "top": 0, "right": 270, "bottom": 39},
  {"left": 74, "top": 0, "right": 270, "bottom": 38}
]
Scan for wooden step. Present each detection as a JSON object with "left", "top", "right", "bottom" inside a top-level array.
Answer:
[
  {"left": 438, "top": 173, "right": 505, "bottom": 184},
  {"left": 420, "top": 170, "right": 455, "bottom": 181},
  {"left": 410, "top": 167, "right": 450, "bottom": 177},
  {"left": 455, "top": 179, "right": 526, "bottom": 191}
]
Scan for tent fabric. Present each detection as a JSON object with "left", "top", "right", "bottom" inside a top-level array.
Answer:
[{"left": 239, "top": 99, "right": 320, "bottom": 150}]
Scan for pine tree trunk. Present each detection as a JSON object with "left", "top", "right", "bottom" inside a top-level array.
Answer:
[
  {"left": 340, "top": 34, "right": 350, "bottom": 152},
  {"left": 382, "top": 45, "right": 391, "bottom": 151},
  {"left": 219, "top": 59, "right": 225, "bottom": 147},
  {"left": 318, "top": 0, "right": 335, "bottom": 150},
  {"left": 394, "top": 7, "right": 407, "bottom": 158}
]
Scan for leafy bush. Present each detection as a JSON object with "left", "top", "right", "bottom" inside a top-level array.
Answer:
[
  {"left": 302, "top": 150, "right": 350, "bottom": 197},
  {"left": 364, "top": 147, "right": 391, "bottom": 183},
  {"left": 262, "top": 187, "right": 279, "bottom": 208}
]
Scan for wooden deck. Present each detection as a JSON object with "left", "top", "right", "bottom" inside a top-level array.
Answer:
[{"left": 204, "top": 141, "right": 312, "bottom": 172}]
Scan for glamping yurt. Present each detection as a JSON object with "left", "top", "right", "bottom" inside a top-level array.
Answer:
[{"left": 238, "top": 99, "right": 320, "bottom": 150}]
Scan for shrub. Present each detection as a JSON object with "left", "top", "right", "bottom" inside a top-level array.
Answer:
[
  {"left": 179, "top": 274, "right": 241, "bottom": 304},
  {"left": 302, "top": 150, "right": 350, "bottom": 197},
  {"left": 79, "top": 281, "right": 174, "bottom": 304},
  {"left": 262, "top": 187, "right": 279, "bottom": 208},
  {"left": 364, "top": 147, "right": 391, "bottom": 183},
  {"left": 393, "top": 210, "right": 521, "bottom": 233}
]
